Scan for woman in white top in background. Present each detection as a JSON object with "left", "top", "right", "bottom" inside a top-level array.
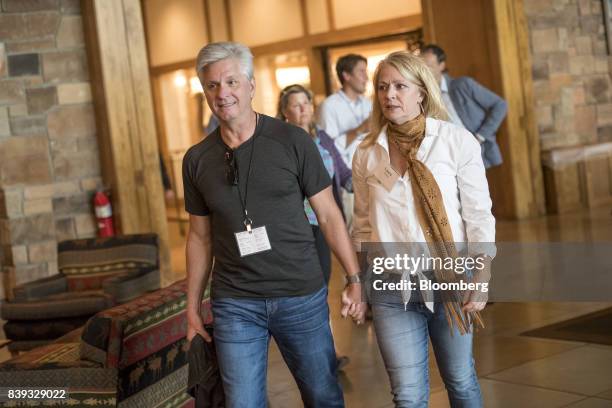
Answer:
[{"left": 351, "top": 51, "right": 495, "bottom": 407}]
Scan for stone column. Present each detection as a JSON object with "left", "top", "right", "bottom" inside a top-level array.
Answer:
[{"left": 0, "top": 0, "right": 102, "bottom": 299}]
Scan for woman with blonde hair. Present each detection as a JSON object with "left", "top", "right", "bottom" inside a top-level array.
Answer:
[{"left": 351, "top": 51, "right": 495, "bottom": 407}]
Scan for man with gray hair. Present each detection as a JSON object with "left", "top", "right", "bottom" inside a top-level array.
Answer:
[{"left": 183, "top": 41, "right": 363, "bottom": 407}]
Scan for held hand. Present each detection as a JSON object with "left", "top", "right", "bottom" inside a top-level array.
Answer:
[
  {"left": 462, "top": 290, "right": 488, "bottom": 313},
  {"left": 341, "top": 283, "right": 362, "bottom": 320},
  {"left": 351, "top": 302, "right": 368, "bottom": 325},
  {"left": 462, "top": 254, "right": 491, "bottom": 313},
  {"left": 187, "top": 310, "right": 212, "bottom": 343}
]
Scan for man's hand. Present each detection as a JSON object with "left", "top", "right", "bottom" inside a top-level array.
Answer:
[
  {"left": 341, "top": 283, "right": 364, "bottom": 322},
  {"left": 187, "top": 309, "right": 212, "bottom": 343},
  {"left": 346, "top": 119, "right": 371, "bottom": 146}
]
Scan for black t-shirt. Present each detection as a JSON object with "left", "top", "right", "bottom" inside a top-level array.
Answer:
[{"left": 182, "top": 114, "right": 332, "bottom": 299}]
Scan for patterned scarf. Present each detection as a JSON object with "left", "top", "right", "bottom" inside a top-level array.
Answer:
[{"left": 387, "top": 114, "right": 483, "bottom": 334}]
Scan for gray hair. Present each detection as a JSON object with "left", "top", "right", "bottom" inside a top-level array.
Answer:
[{"left": 195, "top": 42, "right": 254, "bottom": 80}]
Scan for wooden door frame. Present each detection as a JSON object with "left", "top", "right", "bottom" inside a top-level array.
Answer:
[
  {"left": 422, "top": 0, "right": 545, "bottom": 219},
  {"left": 82, "top": 0, "right": 172, "bottom": 284}
]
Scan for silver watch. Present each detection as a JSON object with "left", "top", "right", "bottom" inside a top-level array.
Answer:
[{"left": 346, "top": 274, "right": 361, "bottom": 285}]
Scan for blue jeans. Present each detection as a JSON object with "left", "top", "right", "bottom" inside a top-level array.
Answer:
[
  {"left": 211, "top": 286, "right": 344, "bottom": 408},
  {"left": 372, "top": 301, "right": 482, "bottom": 408}
]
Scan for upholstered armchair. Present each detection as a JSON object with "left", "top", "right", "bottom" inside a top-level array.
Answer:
[{"left": 1, "top": 233, "right": 160, "bottom": 355}]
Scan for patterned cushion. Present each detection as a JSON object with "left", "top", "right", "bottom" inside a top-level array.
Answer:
[
  {"left": 0, "top": 342, "right": 117, "bottom": 406},
  {"left": 58, "top": 234, "right": 158, "bottom": 291},
  {"left": 0, "top": 279, "right": 205, "bottom": 408},
  {"left": 79, "top": 280, "right": 212, "bottom": 402},
  {"left": 4, "top": 315, "right": 92, "bottom": 341},
  {"left": 1, "top": 290, "right": 113, "bottom": 320}
]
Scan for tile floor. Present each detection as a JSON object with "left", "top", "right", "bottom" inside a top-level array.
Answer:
[
  {"left": 161, "top": 207, "right": 612, "bottom": 408},
  {"left": 164, "top": 205, "right": 612, "bottom": 407},
  {"left": 2, "top": 205, "right": 611, "bottom": 407}
]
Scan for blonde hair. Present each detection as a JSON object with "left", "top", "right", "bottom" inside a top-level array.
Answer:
[
  {"left": 362, "top": 51, "right": 448, "bottom": 147},
  {"left": 276, "top": 84, "right": 312, "bottom": 121}
]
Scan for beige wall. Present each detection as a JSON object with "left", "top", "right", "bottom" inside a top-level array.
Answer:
[
  {"left": 333, "top": 0, "right": 421, "bottom": 29},
  {"left": 144, "top": 0, "right": 422, "bottom": 67},
  {"left": 306, "top": 0, "right": 329, "bottom": 34},
  {"left": 230, "top": 0, "right": 304, "bottom": 46},
  {"left": 144, "top": 0, "right": 208, "bottom": 67}
]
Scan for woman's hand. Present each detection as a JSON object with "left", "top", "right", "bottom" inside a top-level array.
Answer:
[
  {"left": 462, "top": 254, "right": 491, "bottom": 313},
  {"left": 351, "top": 302, "right": 368, "bottom": 325},
  {"left": 462, "top": 295, "right": 487, "bottom": 313}
]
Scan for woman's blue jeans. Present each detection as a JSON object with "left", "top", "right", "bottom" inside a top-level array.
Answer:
[{"left": 372, "top": 300, "right": 482, "bottom": 408}]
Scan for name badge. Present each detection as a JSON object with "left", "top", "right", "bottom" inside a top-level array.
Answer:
[
  {"left": 373, "top": 162, "right": 400, "bottom": 192},
  {"left": 235, "top": 226, "right": 272, "bottom": 257}
]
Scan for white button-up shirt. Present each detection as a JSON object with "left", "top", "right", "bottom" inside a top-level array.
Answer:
[
  {"left": 351, "top": 117, "right": 496, "bottom": 258},
  {"left": 317, "top": 90, "right": 372, "bottom": 167}
]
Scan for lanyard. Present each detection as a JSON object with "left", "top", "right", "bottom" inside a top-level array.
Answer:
[{"left": 235, "top": 113, "right": 258, "bottom": 232}]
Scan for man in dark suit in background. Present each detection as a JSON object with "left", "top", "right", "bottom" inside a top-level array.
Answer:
[{"left": 421, "top": 44, "right": 508, "bottom": 168}]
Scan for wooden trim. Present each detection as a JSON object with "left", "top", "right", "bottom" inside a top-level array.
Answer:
[
  {"left": 150, "top": 59, "right": 195, "bottom": 76},
  {"left": 151, "top": 76, "right": 169, "bottom": 165},
  {"left": 306, "top": 47, "right": 326, "bottom": 97},
  {"left": 514, "top": 0, "right": 545, "bottom": 214},
  {"left": 420, "top": 0, "right": 436, "bottom": 43},
  {"left": 140, "top": 0, "right": 150, "bottom": 57},
  {"left": 223, "top": 0, "right": 233, "bottom": 41},
  {"left": 487, "top": 0, "right": 544, "bottom": 218},
  {"left": 299, "top": 0, "right": 310, "bottom": 36},
  {"left": 82, "top": 0, "right": 172, "bottom": 283},
  {"left": 203, "top": 0, "right": 212, "bottom": 43},
  {"left": 251, "top": 15, "right": 422, "bottom": 57},
  {"left": 326, "top": 0, "right": 336, "bottom": 31},
  {"left": 82, "top": 0, "right": 115, "bottom": 205}
]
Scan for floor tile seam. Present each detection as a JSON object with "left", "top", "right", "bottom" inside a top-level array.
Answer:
[
  {"left": 479, "top": 375, "right": 596, "bottom": 398},
  {"left": 558, "top": 396, "right": 597, "bottom": 408},
  {"left": 594, "top": 390, "right": 612, "bottom": 401}
]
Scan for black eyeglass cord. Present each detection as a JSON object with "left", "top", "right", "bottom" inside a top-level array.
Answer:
[{"left": 235, "top": 112, "right": 258, "bottom": 231}]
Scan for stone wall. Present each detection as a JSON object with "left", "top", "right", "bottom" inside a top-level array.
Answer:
[
  {"left": 525, "top": 0, "right": 612, "bottom": 151},
  {"left": 0, "top": 0, "right": 102, "bottom": 299}
]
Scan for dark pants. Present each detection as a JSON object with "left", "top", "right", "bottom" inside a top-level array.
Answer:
[{"left": 311, "top": 225, "right": 331, "bottom": 284}]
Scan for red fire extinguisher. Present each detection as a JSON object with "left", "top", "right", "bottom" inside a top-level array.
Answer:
[{"left": 94, "top": 190, "right": 115, "bottom": 237}]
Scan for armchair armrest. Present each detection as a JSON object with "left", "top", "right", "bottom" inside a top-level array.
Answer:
[
  {"left": 102, "top": 266, "right": 160, "bottom": 303},
  {"left": 12, "top": 274, "right": 67, "bottom": 301}
]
